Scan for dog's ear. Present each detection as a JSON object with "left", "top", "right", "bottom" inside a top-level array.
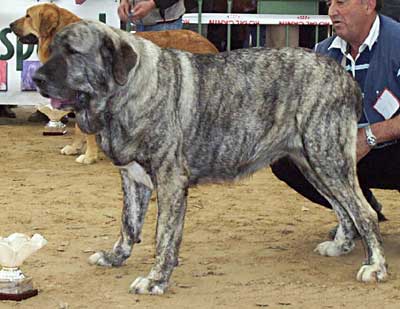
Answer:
[
  {"left": 103, "top": 36, "right": 137, "bottom": 86},
  {"left": 38, "top": 5, "right": 60, "bottom": 38}
]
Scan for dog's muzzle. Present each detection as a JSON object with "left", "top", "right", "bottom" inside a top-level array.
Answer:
[
  {"left": 48, "top": 92, "right": 90, "bottom": 110},
  {"left": 9, "top": 21, "right": 39, "bottom": 44},
  {"left": 18, "top": 34, "right": 38, "bottom": 45},
  {"left": 33, "top": 70, "right": 90, "bottom": 110}
]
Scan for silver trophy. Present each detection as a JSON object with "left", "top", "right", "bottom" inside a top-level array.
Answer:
[
  {"left": 0, "top": 233, "right": 47, "bottom": 301},
  {"left": 38, "top": 104, "right": 69, "bottom": 136}
]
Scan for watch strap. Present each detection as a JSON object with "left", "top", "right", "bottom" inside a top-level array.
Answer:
[{"left": 365, "top": 125, "right": 377, "bottom": 147}]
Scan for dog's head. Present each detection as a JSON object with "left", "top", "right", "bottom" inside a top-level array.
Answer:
[
  {"left": 33, "top": 20, "right": 138, "bottom": 133},
  {"left": 9, "top": 3, "right": 61, "bottom": 44}
]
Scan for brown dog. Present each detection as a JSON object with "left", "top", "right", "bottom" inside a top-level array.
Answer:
[{"left": 10, "top": 3, "right": 218, "bottom": 164}]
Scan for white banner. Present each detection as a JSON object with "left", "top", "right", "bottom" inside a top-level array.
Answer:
[
  {"left": 183, "top": 13, "right": 332, "bottom": 26},
  {"left": 0, "top": 0, "right": 119, "bottom": 105},
  {"left": 1, "top": 4, "right": 331, "bottom": 106}
]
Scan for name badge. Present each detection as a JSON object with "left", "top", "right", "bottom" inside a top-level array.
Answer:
[{"left": 373, "top": 88, "right": 400, "bottom": 120}]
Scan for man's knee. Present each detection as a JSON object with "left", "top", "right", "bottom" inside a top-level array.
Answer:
[
  {"left": 271, "top": 157, "right": 297, "bottom": 183},
  {"left": 271, "top": 157, "right": 331, "bottom": 208}
]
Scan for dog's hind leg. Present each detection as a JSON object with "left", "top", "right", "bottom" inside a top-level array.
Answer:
[
  {"left": 290, "top": 118, "right": 387, "bottom": 282},
  {"left": 88, "top": 162, "right": 153, "bottom": 267},
  {"left": 292, "top": 154, "right": 357, "bottom": 255},
  {"left": 293, "top": 153, "right": 387, "bottom": 282},
  {"left": 129, "top": 161, "right": 189, "bottom": 295}
]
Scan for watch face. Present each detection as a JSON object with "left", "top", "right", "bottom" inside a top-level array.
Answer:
[
  {"left": 365, "top": 126, "right": 377, "bottom": 147},
  {"left": 367, "top": 136, "right": 377, "bottom": 147}
]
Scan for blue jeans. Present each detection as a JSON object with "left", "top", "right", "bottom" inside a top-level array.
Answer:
[{"left": 136, "top": 18, "right": 183, "bottom": 32}]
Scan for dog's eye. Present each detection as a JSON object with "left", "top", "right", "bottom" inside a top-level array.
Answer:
[{"left": 25, "top": 14, "right": 30, "bottom": 18}]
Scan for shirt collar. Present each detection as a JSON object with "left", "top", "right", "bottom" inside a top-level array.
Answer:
[{"left": 328, "top": 15, "right": 380, "bottom": 55}]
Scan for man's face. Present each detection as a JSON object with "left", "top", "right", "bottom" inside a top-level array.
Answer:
[{"left": 327, "top": 0, "right": 372, "bottom": 43}]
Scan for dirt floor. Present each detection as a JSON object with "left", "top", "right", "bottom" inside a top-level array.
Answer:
[{"left": 1, "top": 107, "right": 400, "bottom": 309}]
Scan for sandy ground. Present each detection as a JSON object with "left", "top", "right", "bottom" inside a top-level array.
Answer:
[{"left": 1, "top": 107, "right": 400, "bottom": 309}]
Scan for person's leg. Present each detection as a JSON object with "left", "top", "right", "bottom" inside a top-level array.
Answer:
[
  {"left": 357, "top": 142, "right": 400, "bottom": 190},
  {"left": 270, "top": 156, "right": 386, "bottom": 218},
  {"left": 0, "top": 105, "right": 16, "bottom": 118},
  {"left": 135, "top": 23, "right": 145, "bottom": 32},
  {"left": 271, "top": 156, "right": 331, "bottom": 207}
]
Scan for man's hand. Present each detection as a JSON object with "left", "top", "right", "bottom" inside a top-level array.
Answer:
[
  {"left": 356, "top": 127, "right": 372, "bottom": 162},
  {"left": 356, "top": 115, "right": 400, "bottom": 162},
  {"left": 132, "top": 0, "right": 156, "bottom": 21},
  {"left": 118, "top": 0, "right": 132, "bottom": 22}
]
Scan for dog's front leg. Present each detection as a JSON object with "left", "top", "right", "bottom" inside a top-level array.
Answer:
[
  {"left": 76, "top": 134, "right": 99, "bottom": 165},
  {"left": 129, "top": 164, "right": 189, "bottom": 295},
  {"left": 61, "top": 123, "right": 85, "bottom": 156},
  {"left": 89, "top": 162, "right": 153, "bottom": 267}
]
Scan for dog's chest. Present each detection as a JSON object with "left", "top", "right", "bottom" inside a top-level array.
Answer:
[{"left": 97, "top": 118, "right": 149, "bottom": 166}]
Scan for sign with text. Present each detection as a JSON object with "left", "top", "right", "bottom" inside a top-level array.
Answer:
[
  {"left": 183, "top": 13, "right": 332, "bottom": 26},
  {"left": 0, "top": 0, "right": 119, "bottom": 105}
]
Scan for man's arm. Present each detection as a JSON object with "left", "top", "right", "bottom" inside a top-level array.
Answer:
[
  {"left": 131, "top": 0, "right": 156, "bottom": 20},
  {"left": 357, "top": 114, "right": 400, "bottom": 162},
  {"left": 118, "top": 0, "right": 132, "bottom": 22},
  {"left": 131, "top": 0, "right": 181, "bottom": 20}
]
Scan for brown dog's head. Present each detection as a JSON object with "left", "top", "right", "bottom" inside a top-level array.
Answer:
[
  {"left": 10, "top": 4, "right": 61, "bottom": 42},
  {"left": 9, "top": 3, "right": 81, "bottom": 62}
]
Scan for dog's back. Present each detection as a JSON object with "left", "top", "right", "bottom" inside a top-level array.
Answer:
[{"left": 130, "top": 44, "right": 362, "bottom": 183}]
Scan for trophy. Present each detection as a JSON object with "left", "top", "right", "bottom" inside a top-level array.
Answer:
[
  {"left": 37, "top": 104, "right": 69, "bottom": 136},
  {"left": 0, "top": 233, "right": 47, "bottom": 301}
]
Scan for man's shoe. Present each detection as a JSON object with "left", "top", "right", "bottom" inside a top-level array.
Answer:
[
  {"left": 28, "top": 110, "right": 49, "bottom": 123},
  {"left": 369, "top": 194, "right": 388, "bottom": 221},
  {"left": 0, "top": 106, "right": 16, "bottom": 118}
]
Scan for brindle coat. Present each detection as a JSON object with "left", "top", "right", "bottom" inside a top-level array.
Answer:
[{"left": 33, "top": 20, "right": 388, "bottom": 294}]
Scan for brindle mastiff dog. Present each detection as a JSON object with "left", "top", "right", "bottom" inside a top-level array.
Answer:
[{"left": 33, "top": 20, "right": 388, "bottom": 294}]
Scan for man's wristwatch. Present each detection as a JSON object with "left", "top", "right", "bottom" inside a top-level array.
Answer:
[{"left": 365, "top": 125, "right": 377, "bottom": 148}]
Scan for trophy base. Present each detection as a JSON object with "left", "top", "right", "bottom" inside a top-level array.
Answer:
[
  {"left": 0, "top": 289, "right": 38, "bottom": 301},
  {"left": 42, "top": 120, "right": 67, "bottom": 136},
  {"left": 0, "top": 277, "right": 38, "bottom": 301},
  {"left": 43, "top": 131, "right": 67, "bottom": 136}
]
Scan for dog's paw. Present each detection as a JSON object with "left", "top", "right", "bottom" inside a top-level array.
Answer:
[
  {"left": 357, "top": 263, "right": 388, "bottom": 283},
  {"left": 88, "top": 252, "right": 113, "bottom": 267},
  {"left": 129, "top": 277, "right": 167, "bottom": 295},
  {"left": 61, "top": 144, "right": 80, "bottom": 155},
  {"left": 314, "top": 240, "right": 355, "bottom": 257},
  {"left": 76, "top": 154, "right": 97, "bottom": 164}
]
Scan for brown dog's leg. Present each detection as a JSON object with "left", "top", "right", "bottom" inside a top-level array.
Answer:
[
  {"left": 61, "top": 123, "right": 85, "bottom": 155},
  {"left": 76, "top": 133, "right": 98, "bottom": 164}
]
